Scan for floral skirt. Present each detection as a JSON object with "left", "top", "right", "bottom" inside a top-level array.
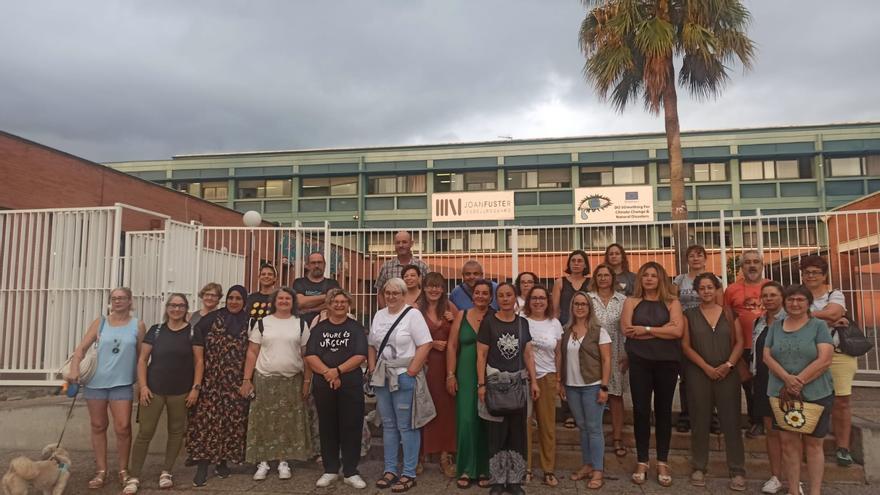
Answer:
[{"left": 245, "top": 372, "right": 312, "bottom": 462}]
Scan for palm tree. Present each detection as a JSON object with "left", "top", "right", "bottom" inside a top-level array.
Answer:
[{"left": 579, "top": 0, "right": 755, "bottom": 270}]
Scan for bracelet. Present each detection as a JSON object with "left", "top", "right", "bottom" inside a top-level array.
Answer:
[
  {"left": 243, "top": 378, "right": 252, "bottom": 382},
  {"left": 478, "top": 383, "right": 486, "bottom": 388},
  {"left": 446, "top": 373, "right": 455, "bottom": 378},
  {"left": 304, "top": 379, "right": 312, "bottom": 383},
  {"left": 446, "top": 375, "right": 456, "bottom": 381}
]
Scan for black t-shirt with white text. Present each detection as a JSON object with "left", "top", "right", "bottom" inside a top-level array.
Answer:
[
  {"left": 305, "top": 318, "right": 368, "bottom": 389},
  {"left": 477, "top": 313, "right": 532, "bottom": 373},
  {"left": 293, "top": 277, "right": 340, "bottom": 325}
]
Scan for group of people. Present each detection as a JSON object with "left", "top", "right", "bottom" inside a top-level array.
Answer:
[{"left": 62, "top": 229, "right": 860, "bottom": 495}]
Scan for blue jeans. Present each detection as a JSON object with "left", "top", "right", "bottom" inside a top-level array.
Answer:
[
  {"left": 374, "top": 373, "right": 420, "bottom": 478},
  {"left": 566, "top": 384, "right": 605, "bottom": 471}
]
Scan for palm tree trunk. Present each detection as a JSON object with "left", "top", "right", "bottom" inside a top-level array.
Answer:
[{"left": 662, "top": 61, "right": 689, "bottom": 273}]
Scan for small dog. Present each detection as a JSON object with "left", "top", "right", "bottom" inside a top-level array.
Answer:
[{"left": 2, "top": 444, "right": 71, "bottom": 495}]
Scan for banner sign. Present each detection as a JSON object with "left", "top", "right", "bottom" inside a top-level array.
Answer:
[
  {"left": 432, "top": 191, "right": 515, "bottom": 222},
  {"left": 574, "top": 185, "right": 654, "bottom": 224}
]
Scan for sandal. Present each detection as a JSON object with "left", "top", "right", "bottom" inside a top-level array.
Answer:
[
  {"left": 631, "top": 462, "right": 649, "bottom": 485},
  {"left": 570, "top": 465, "right": 593, "bottom": 481},
  {"left": 122, "top": 477, "right": 139, "bottom": 495},
  {"left": 376, "top": 472, "right": 398, "bottom": 489},
  {"left": 524, "top": 470, "right": 533, "bottom": 483},
  {"left": 391, "top": 476, "right": 416, "bottom": 493},
  {"left": 587, "top": 472, "right": 604, "bottom": 490},
  {"left": 564, "top": 417, "right": 576, "bottom": 429},
  {"left": 118, "top": 470, "right": 131, "bottom": 487},
  {"left": 88, "top": 470, "right": 107, "bottom": 490},
  {"left": 440, "top": 453, "right": 456, "bottom": 479},
  {"left": 729, "top": 474, "right": 746, "bottom": 492},
  {"left": 456, "top": 477, "right": 473, "bottom": 489},
  {"left": 657, "top": 462, "right": 673, "bottom": 487},
  {"left": 158, "top": 472, "right": 174, "bottom": 489},
  {"left": 690, "top": 470, "right": 706, "bottom": 487},
  {"left": 613, "top": 439, "right": 627, "bottom": 457},
  {"left": 477, "top": 477, "right": 491, "bottom": 488},
  {"left": 543, "top": 473, "right": 559, "bottom": 487}
]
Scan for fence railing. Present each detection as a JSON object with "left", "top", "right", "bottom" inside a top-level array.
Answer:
[{"left": 3, "top": 206, "right": 880, "bottom": 384}]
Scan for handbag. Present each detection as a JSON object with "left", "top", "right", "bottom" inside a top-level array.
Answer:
[
  {"left": 485, "top": 318, "right": 528, "bottom": 416},
  {"left": 60, "top": 316, "right": 105, "bottom": 384},
  {"left": 832, "top": 319, "right": 874, "bottom": 358},
  {"left": 363, "top": 306, "right": 414, "bottom": 397},
  {"left": 769, "top": 388, "right": 825, "bottom": 434}
]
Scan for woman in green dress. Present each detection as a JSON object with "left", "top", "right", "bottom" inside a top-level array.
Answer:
[{"left": 446, "top": 279, "right": 492, "bottom": 488}]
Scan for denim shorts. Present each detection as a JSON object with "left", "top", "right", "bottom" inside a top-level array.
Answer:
[{"left": 84, "top": 384, "right": 134, "bottom": 401}]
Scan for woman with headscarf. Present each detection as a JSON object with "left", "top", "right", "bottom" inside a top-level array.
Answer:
[{"left": 187, "top": 285, "right": 251, "bottom": 487}]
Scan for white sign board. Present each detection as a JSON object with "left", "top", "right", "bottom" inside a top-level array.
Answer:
[
  {"left": 574, "top": 185, "right": 654, "bottom": 224},
  {"left": 432, "top": 191, "right": 515, "bottom": 222}
]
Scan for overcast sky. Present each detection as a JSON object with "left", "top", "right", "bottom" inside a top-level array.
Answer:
[{"left": 1, "top": 1, "right": 878, "bottom": 162}]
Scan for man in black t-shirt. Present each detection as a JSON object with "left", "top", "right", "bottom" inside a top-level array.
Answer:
[
  {"left": 247, "top": 263, "right": 277, "bottom": 326},
  {"left": 294, "top": 252, "right": 340, "bottom": 325}
]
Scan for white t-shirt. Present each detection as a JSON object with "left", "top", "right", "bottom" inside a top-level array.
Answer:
[
  {"left": 250, "top": 314, "right": 310, "bottom": 377},
  {"left": 565, "top": 327, "right": 612, "bottom": 387},
  {"left": 369, "top": 305, "right": 433, "bottom": 376},
  {"left": 526, "top": 317, "right": 563, "bottom": 378},
  {"left": 811, "top": 289, "right": 846, "bottom": 346}
]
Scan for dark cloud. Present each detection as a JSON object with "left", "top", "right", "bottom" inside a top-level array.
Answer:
[{"left": 0, "top": 0, "right": 877, "bottom": 162}]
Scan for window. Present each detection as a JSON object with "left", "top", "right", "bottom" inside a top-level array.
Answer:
[
  {"left": 300, "top": 176, "right": 358, "bottom": 197},
  {"left": 740, "top": 158, "right": 813, "bottom": 180},
  {"left": 658, "top": 162, "right": 728, "bottom": 182},
  {"left": 433, "top": 171, "right": 497, "bottom": 192},
  {"left": 174, "top": 181, "right": 228, "bottom": 200},
  {"left": 367, "top": 174, "right": 427, "bottom": 195},
  {"left": 237, "top": 179, "right": 292, "bottom": 199},
  {"left": 579, "top": 165, "right": 646, "bottom": 186},
  {"left": 825, "top": 154, "right": 880, "bottom": 177},
  {"left": 432, "top": 231, "right": 496, "bottom": 252},
  {"left": 506, "top": 167, "right": 571, "bottom": 189}
]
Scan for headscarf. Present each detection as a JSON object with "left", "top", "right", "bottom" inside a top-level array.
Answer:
[{"left": 195, "top": 285, "right": 250, "bottom": 338}]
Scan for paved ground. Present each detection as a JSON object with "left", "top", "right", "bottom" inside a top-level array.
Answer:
[{"left": 0, "top": 450, "right": 873, "bottom": 495}]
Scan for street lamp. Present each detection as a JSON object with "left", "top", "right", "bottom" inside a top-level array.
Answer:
[{"left": 243, "top": 210, "right": 262, "bottom": 287}]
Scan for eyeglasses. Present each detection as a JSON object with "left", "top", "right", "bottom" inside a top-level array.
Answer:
[
  {"left": 802, "top": 270, "right": 824, "bottom": 277},
  {"left": 110, "top": 297, "right": 129, "bottom": 302},
  {"left": 203, "top": 293, "right": 221, "bottom": 299},
  {"left": 384, "top": 291, "right": 402, "bottom": 297},
  {"left": 573, "top": 302, "right": 589, "bottom": 308},
  {"left": 167, "top": 303, "right": 187, "bottom": 310},
  {"left": 787, "top": 297, "right": 809, "bottom": 303}
]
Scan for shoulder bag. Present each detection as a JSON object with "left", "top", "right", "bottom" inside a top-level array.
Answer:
[
  {"left": 363, "top": 306, "right": 414, "bottom": 397},
  {"left": 769, "top": 387, "right": 825, "bottom": 434},
  {"left": 485, "top": 318, "right": 528, "bottom": 416},
  {"left": 60, "top": 316, "right": 105, "bottom": 384}
]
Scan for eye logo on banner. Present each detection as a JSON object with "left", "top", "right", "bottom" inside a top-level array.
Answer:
[{"left": 574, "top": 185, "right": 654, "bottom": 224}]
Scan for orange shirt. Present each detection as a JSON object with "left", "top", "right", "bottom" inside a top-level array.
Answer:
[{"left": 724, "top": 280, "right": 768, "bottom": 349}]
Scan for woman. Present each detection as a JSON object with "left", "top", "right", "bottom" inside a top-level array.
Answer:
[
  {"left": 241, "top": 287, "right": 313, "bottom": 481},
  {"left": 128, "top": 294, "right": 203, "bottom": 493},
  {"left": 604, "top": 243, "right": 636, "bottom": 296},
  {"left": 553, "top": 250, "right": 591, "bottom": 326},
  {"left": 187, "top": 285, "right": 251, "bottom": 487},
  {"left": 190, "top": 283, "right": 223, "bottom": 327},
  {"left": 672, "top": 245, "right": 722, "bottom": 433},
  {"left": 476, "top": 283, "right": 540, "bottom": 495},
  {"left": 368, "top": 278, "right": 433, "bottom": 493},
  {"left": 752, "top": 282, "right": 786, "bottom": 494},
  {"left": 558, "top": 292, "right": 611, "bottom": 490},
  {"left": 305, "top": 289, "right": 369, "bottom": 489},
  {"left": 763, "top": 285, "right": 834, "bottom": 495},
  {"left": 621, "top": 262, "right": 684, "bottom": 486},
  {"left": 680, "top": 273, "right": 746, "bottom": 490},
  {"left": 515, "top": 271, "right": 538, "bottom": 312},
  {"left": 586, "top": 264, "right": 628, "bottom": 458},
  {"left": 799, "top": 255, "right": 855, "bottom": 467},
  {"left": 447, "top": 280, "right": 493, "bottom": 489},
  {"left": 402, "top": 264, "right": 423, "bottom": 306},
  {"left": 247, "top": 264, "right": 278, "bottom": 323},
  {"left": 523, "top": 285, "right": 562, "bottom": 486},
  {"left": 66, "top": 287, "right": 146, "bottom": 491},
  {"left": 416, "top": 272, "right": 457, "bottom": 478}
]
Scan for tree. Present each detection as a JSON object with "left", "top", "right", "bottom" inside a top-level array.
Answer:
[{"left": 579, "top": 0, "right": 755, "bottom": 270}]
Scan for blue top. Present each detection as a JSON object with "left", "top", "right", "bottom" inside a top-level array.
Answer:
[
  {"left": 88, "top": 317, "right": 139, "bottom": 389},
  {"left": 450, "top": 281, "right": 499, "bottom": 311},
  {"left": 764, "top": 316, "right": 834, "bottom": 401}
]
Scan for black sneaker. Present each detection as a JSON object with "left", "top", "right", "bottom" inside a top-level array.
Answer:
[
  {"left": 746, "top": 422, "right": 765, "bottom": 439},
  {"left": 215, "top": 461, "right": 231, "bottom": 479},
  {"left": 508, "top": 483, "right": 525, "bottom": 495},
  {"left": 710, "top": 416, "right": 722, "bottom": 435},
  {"left": 193, "top": 464, "right": 209, "bottom": 487},
  {"left": 676, "top": 416, "right": 691, "bottom": 433},
  {"left": 489, "top": 484, "right": 505, "bottom": 495}
]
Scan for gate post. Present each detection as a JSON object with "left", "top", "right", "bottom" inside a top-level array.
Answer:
[
  {"left": 323, "top": 221, "right": 331, "bottom": 279},
  {"left": 719, "top": 211, "right": 728, "bottom": 287},
  {"left": 511, "top": 227, "right": 519, "bottom": 281},
  {"left": 756, "top": 208, "right": 765, "bottom": 258}
]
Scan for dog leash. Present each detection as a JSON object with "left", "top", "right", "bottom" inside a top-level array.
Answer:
[{"left": 54, "top": 391, "right": 79, "bottom": 449}]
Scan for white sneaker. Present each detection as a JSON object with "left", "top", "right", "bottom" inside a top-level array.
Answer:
[
  {"left": 344, "top": 474, "right": 366, "bottom": 489},
  {"left": 762, "top": 476, "right": 782, "bottom": 494},
  {"left": 316, "top": 473, "right": 339, "bottom": 487},
  {"left": 253, "top": 462, "right": 270, "bottom": 481},
  {"left": 278, "top": 461, "right": 292, "bottom": 480},
  {"left": 799, "top": 482, "right": 805, "bottom": 495}
]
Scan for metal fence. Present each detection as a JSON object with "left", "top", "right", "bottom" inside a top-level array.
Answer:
[{"left": 3, "top": 205, "right": 880, "bottom": 384}]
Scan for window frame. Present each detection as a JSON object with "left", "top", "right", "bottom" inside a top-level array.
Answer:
[
  {"left": 236, "top": 178, "right": 292, "bottom": 199},
  {"left": 505, "top": 167, "right": 572, "bottom": 190},
  {"left": 433, "top": 170, "right": 498, "bottom": 192},
  {"left": 657, "top": 161, "right": 729, "bottom": 183},
  {"left": 300, "top": 176, "right": 359, "bottom": 197},
  {"left": 366, "top": 174, "right": 427, "bottom": 195},
  {"left": 579, "top": 164, "right": 647, "bottom": 186},
  {"left": 739, "top": 158, "right": 814, "bottom": 181}
]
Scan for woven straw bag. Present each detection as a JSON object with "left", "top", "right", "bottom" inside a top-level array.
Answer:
[{"left": 769, "top": 388, "right": 825, "bottom": 434}]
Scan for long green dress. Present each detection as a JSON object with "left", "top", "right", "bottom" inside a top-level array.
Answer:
[{"left": 455, "top": 311, "right": 489, "bottom": 478}]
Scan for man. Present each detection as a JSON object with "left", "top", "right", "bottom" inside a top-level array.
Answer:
[
  {"left": 449, "top": 260, "right": 498, "bottom": 310},
  {"left": 247, "top": 263, "right": 278, "bottom": 327},
  {"left": 724, "top": 250, "right": 770, "bottom": 438},
  {"left": 293, "top": 252, "right": 340, "bottom": 326},
  {"left": 375, "top": 231, "right": 429, "bottom": 307}
]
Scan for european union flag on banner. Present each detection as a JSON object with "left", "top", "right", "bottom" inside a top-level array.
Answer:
[{"left": 625, "top": 191, "right": 638, "bottom": 200}]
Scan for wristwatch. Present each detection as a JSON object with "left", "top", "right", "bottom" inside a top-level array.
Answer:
[
  {"left": 644, "top": 326, "right": 652, "bottom": 334},
  {"left": 725, "top": 361, "right": 735, "bottom": 369},
  {"left": 599, "top": 385, "right": 609, "bottom": 392},
  {"left": 192, "top": 384, "right": 202, "bottom": 391}
]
